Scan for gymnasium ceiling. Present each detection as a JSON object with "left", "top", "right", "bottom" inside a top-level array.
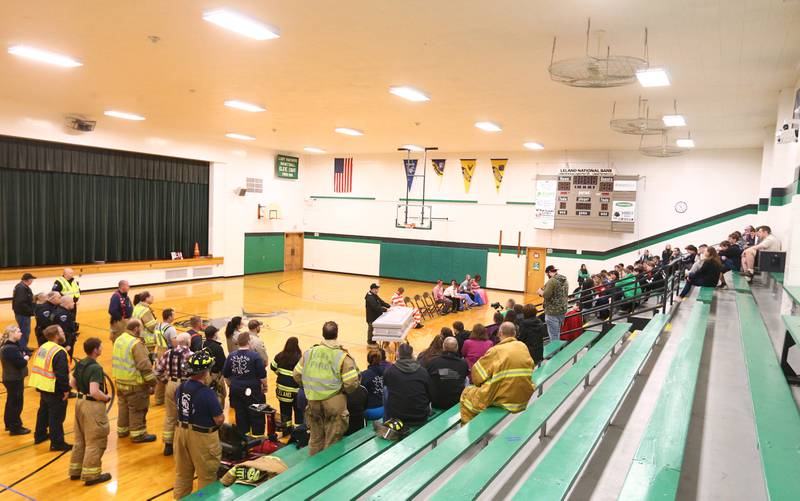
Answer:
[{"left": 1, "top": 0, "right": 799, "bottom": 154}]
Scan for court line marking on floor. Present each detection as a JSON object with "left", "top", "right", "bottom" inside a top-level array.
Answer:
[{"left": 0, "top": 483, "right": 35, "bottom": 500}]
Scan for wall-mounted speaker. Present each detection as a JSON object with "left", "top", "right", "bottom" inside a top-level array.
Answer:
[{"left": 234, "top": 187, "right": 247, "bottom": 197}]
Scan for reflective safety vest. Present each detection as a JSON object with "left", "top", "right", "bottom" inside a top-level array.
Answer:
[
  {"left": 301, "top": 345, "right": 346, "bottom": 401},
  {"left": 153, "top": 322, "right": 169, "bottom": 349},
  {"left": 55, "top": 276, "right": 80, "bottom": 300},
  {"left": 112, "top": 332, "right": 144, "bottom": 386},
  {"left": 28, "top": 341, "right": 67, "bottom": 393},
  {"left": 132, "top": 304, "right": 157, "bottom": 348}
]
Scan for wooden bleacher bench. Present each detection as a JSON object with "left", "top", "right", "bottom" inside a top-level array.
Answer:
[
  {"left": 735, "top": 293, "right": 800, "bottom": 500},
  {"left": 379, "top": 322, "right": 634, "bottom": 501},
  {"left": 617, "top": 302, "right": 710, "bottom": 500},
  {"left": 508, "top": 314, "right": 669, "bottom": 500},
  {"left": 696, "top": 286, "right": 714, "bottom": 304}
]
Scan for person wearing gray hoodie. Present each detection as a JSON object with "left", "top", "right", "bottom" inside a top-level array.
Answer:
[{"left": 383, "top": 344, "right": 432, "bottom": 426}]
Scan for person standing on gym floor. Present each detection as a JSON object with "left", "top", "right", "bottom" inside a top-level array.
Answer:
[
  {"left": 538, "top": 265, "right": 569, "bottom": 342},
  {"left": 154, "top": 333, "right": 193, "bottom": 456},
  {"left": 34, "top": 292, "right": 60, "bottom": 347},
  {"left": 112, "top": 319, "right": 157, "bottom": 443},
  {"left": 365, "top": 283, "right": 389, "bottom": 345},
  {"left": 222, "top": 332, "right": 268, "bottom": 437},
  {"left": 1, "top": 325, "right": 31, "bottom": 436},
  {"left": 69, "top": 337, "right": 112, "bottom": 486},
  {"left": 52, "top": 268, "right": 80, "bottom": 317},
  {"left": 108, "top": 281, "right": 133, "bottom": 342},
  {"left": 12, "top": 273, "right": 36, "bottom": 349},
  {"left": 30, "top": 325, "right": 72, "bottom": 451}
]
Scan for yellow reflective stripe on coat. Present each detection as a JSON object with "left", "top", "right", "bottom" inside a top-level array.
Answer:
[
  {"left": 56, "top": 277, "right": 80, "bottom": 299},
  {"left": 341, "top": 369, "right": 358, "bottom": 382},
  {"left": 473, "top": 361, "right": 488, "bottom": 381},
  {"left": 28, "top": 341, "right": 67, "bottom": 392},
  {"left": 484, "top": 368, "right": 533, "bottom": 386},
  {"left": 499, "top": 401, "right": 528, "bottom": 412},
  {"left": 276, "top": 383, "right": 299, "bottom": 393}
]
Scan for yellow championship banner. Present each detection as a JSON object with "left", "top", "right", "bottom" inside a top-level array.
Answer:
[
  {"left": 491, "top": 158, "right": 507, "bottom": 193},
  {"left": 460, "top": 159, "right": 476, "bottom": 192}
]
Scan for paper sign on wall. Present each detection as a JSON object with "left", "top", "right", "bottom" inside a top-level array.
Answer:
[
  {"left": 534, "top": 179, "right": 557, "bottom": 229},
  {"left": 611, "top": 201, "right": 636, "bottom": 222},
  {"left": 613, "top": 179, "right": 637, "bottom": 192}
]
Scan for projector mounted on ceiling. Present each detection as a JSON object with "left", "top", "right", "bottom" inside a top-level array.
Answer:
[
  {"left": 65, "top": 115, "right": 97, "bottom": 133},
  {"left": 776, "top": 121, "right": 799, "bottom": 144}
]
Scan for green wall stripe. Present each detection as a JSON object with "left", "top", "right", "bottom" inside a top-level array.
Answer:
[
  {"left": 770, "top": 194, "right": 793, "bottom": 207},
  {"left": 398, "top": 198, "right": 478, "bottom": 204},
  {"left": 310, "top": 195, "right": 376, "bottom": 200},
  {"left": 506, "top": 201, "right": 536, "bottom": 206}
]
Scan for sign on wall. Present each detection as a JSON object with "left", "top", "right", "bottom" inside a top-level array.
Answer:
[
  {"left": 276, "top": 154, "right": 299, "bottom": 179},
  {"left": 534, "top": 179, "right": 557, "bottom": 229},
  {"left": 611, "top": 200, "right": 636, "bottom": 222}
]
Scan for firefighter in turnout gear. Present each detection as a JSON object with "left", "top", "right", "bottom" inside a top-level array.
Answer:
[
  {"left": 459, "top": 322, "right": 535, "bottom": 423},
  {"left": 293, "top": 321, "right": 359, "bottom": 456},
  {"left": 68, "top": 337, "right": 112, "bottom": 486},
  {"left": 153, "top": 333, "right": 193, "bottom": 456},
  {"left": 112, "top": 319, "right": 157, "bottom": 442},
  {"left": 30, "top": 325, "right": 72, "bottom": 450},
  {"left": 271, "top": 336, "right": 302, "bottom": 433},
  {"left": 131, "top": 292, "right": 159, "bottom": 358},
  {"left": 173, "top": 350, "right": 224, "bottom": 499}
]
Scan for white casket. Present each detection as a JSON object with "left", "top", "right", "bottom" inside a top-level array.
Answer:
[{"left": 372, "top": 307, "right": 414, "bottom": 342}]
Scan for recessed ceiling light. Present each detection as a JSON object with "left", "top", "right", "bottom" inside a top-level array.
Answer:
[
  {"left": 224, "top": 100, "right": 266, "bottom": 112},
  {"left": 523, "top": 142, "right": 544, "bottom": 150},
  {"left": 225, "top": 132, "right": 256, "bottom": 141},
  {"left": 304, "top": 147, "right": 326, "bottom": 153},
  {"left": 389, "top": 86, "right": 430, "bottom": 102},
  {"left": 475, "top": 121, "right": 502, "bottom": 132},
  {"left": 104, "top": 110, "right": 145, "bottom": 121},
  {"left": 636, "top": 68, "right": 671, "bottom": 87},
  {"left": 400, "top": 144, "right": 424, "bottom": 152},
  {"left": 7, "top": 45, "right": 82, "bottom": 68},
  {"left": 676, "top": 138, "right": 695, "bottom": 148},
  {"left": 202, "top": 9, "right": 280, "bottom": 40},
  {"left": 662, "top": 115, "right": 686, "bottom": 127},
  {"left": 335, "top": 127, "right": 364, "bottom": 136}
]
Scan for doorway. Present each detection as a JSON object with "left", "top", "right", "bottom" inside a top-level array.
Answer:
[
  {"left": 525, "top": 247, "right": 547, "bottom": 296},
  {"left": 284, "top": 232, "right": 304, "bottom": 271}
]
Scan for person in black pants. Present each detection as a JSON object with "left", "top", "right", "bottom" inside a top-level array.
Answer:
[
  {"left": 365, "top": 283, "right": 390, "bottom": 345},
  {"left": 270, "top": 337, "right": 303, "bottom": 434},
  {"left": 202, "top": 326, "right": 227, "bottom": 407},
  {"left": 1, "top": 325, "right": 31, "bottom": 435},
  {"left": 12, "top": 273, "right": 36, "bottom": 350},
  {"left": 31, "top": 325, "right": 72, "bottom": 451},
  {"left": 222, "top": 332, "right": 268, "bottom": 437}
]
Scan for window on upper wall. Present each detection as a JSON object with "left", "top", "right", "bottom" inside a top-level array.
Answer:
[{"left": 246, "top": 177, "right": 263, "bottom": 193}]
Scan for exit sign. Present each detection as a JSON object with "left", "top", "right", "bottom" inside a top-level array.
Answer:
[{"left": 276, "top": 154, "right": 299, "bottom": 179}]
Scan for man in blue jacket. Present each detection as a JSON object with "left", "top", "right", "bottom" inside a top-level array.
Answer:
[{"left": 108, "top": 281, "right": 133, "bottom": 342}]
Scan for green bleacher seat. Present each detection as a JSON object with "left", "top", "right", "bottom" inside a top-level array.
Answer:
[
  {"left": 735, "top": 293, "right": 800, "bottom": 500},
  {"left": 731, "top": 272, "right": 751, "bottom": 293},
  {"left": 543, "top": 339, "right": 567, "bottom": 359},
  {"left": 784, "top": 285, "right": 800, "bottom": 306},
  {"left": 510, "top": 314, "right": 668, "bottom": 500},
  {"left": 618, "top": 302, "right": 710, "bottom": 500},
  {"left": 696, "top": 286, "right": 714, "bottom": 304},
  {"left": 393, "top": 322, "right": 635, "bottom": 501},
  {"left": 770, "top": 272, "right": 784, "bottom": 284}
]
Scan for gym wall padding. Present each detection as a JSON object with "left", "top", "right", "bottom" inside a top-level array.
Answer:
[
  {"left": 244, "top": 234, "right": 285, "bottom": 274},
  {"left": 379, "top": 242, "right": 488, "bottom": 283}
]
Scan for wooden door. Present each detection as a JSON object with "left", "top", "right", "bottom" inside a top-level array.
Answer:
[
  {"left": 284, "top": 232, "right": 304, "bottom": 271},
  {"left": 525, "top": 247, "right": 547, "bottom": 296}
]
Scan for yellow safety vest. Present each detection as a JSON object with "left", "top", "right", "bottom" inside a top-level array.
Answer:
[
  {"left": 153, "top": 322, "right": 169, "bottom": 349},
  {"left": 55, "top": 276, "right": 80, "bottom": 300},
  {"left": 132, "top": 304, "right": 156, "bottom": 347},
  {"left": 112, "top": 332, "right": 144, "bottom": 386},
  {"left": 28, "top": 341, "right": 67, "bottom": 393},
  {"left": 301, "top": 345, "right": 346, "bottom": 401}
]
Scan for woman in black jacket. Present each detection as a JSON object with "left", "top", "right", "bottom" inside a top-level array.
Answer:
[
  {"left": 680, "top": 247, "right": 723, "bottom": 297},
  {"left": 516, "top": 304, "right": 547, "bottom": 365},
  {"left": 1, "top": 325, "right": 31, "bottom": 435}
]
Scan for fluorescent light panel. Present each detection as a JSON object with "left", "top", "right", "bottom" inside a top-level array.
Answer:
[
  {"left": 224, "top": 100, "right": 266, "bottom": 112},
  {"left": 8, "top": 45, "right": 82, "bottom": 67},
  {"left": 389, "top": 86, "right": 430, "bottom": 102},
  {"left": 676, "top": 138, "right": 695, "bottom": 148},
  {"left": 636, "top": 68, "right": 670, "bottom": 87},
  {"left": 104, "top": 110, "right": 145, "bottom": 121},
  {"left": 401, "top": 144, "right": 424, "bottom": 151},
  {"left": 523, "top": 142, "right": 544, "bottom": 150},
  {"left": 475, "top": 121, "right": 502, "bottom": 132},
  {"left": 203, "top": 9, "right": 280, "bottom": 40},
  {"left": 304, "top": 147, "right": 326, "bottom": 153},
  {"left": 662, "top": 114, "right": 686, "bottom": 127},
  {"left": 335, "top": 127, "right": 363, "bottom": 136},
  {"left": 225, "top": 132, "right": 256, "bottom": 141}
]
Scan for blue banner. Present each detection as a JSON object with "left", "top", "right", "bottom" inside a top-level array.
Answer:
[{"left": 404, "top": 159, "right": 418, "bottom": 191}]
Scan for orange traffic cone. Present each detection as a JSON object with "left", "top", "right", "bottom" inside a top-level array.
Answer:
[{"left": 193, "top": 242, "right": 200, "bottom": 258}]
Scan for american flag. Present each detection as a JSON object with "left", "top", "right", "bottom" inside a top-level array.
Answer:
[{"left": 334, "top": 157, "right": 353, "bottom": 193}]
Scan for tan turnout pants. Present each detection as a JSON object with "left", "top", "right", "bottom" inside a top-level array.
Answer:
[
  {"left": 116, "top": 385, "right": 150, "bottom": 438},
  {"left": 173, "top": 426, "right": 221, "bottom": 499},
  {"left": 306, "top": 393, "right": 349, "bottom": 456},
  {"left": 162, "top": 380, "right": 181, "bottom": 444},
  {"left": 68, "top": 398, "right": 109, "bottom": 481}
]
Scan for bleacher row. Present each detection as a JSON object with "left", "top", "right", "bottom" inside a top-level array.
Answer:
[{"left": 188, "top": 276, "right": 800, "bottom": 501}]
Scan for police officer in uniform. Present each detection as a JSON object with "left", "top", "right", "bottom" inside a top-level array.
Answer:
[
  {"left": 173, "top": 350, "right": 224, "bottom": 499},
  {"left": 294, "top": 321, "right": 359, "bottom": 456},
  {"left": 34, "top": 292, "right": 61, "bottom": 347},
  {"left": 52, "top": 296, "right": 78, "bottom": 360},
  {"left": 222, "top": 332, "right": 268, "bottom": 437},
  {"left": 112, "top": 319, "right": 157, "bottom": 443},
  {"left": 52, "top": 268, "right": 80, "bottom": 317},
  {"left": 30, "top": 325, "right": 72, "bottom": 451},
  {"left": 69, "top": 337, "right": 112, "bottom": 486}
]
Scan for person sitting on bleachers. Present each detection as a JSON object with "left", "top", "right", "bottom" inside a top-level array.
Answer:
[
  {"left": 461, "top": 324, "right": 493, "bottom": 371},
  {"left": 390, "top": 287, "right": 423, "bottom": 328},
  {"left": 432, "top": 280, "right": 453, "bottom": 314},
  {"left": 384, "top": 344, "right": 432, "bottom": 426},
  {"left": 560, "top": 304, "right": 584, "bottom": 342},
  {"left": 361, "top": 349, "right": 389, "bottom": 421},
  {"left": 485, "top": 312, "right": 504, "bottom": 344},
  {"left": 742, "top": 225, "right": 756, "bottom": 248},
  {"left": 741, "top": 225, "right": 781, "bottom": 279},
  {"left": 452, "top": 321, "right": 470, "bottom": 352},
  {"left": 459, "top": 322, "right": 534, "bottom": 424},
  {"left": 680, "top": 247, "right": 724, "bottom": 297},
  {"left": 719, "top": 238, "right": 742, "bottom": 272},
  {"left": 417, "top": 334, "right": 444, "bottom": 368},
  {"left": 427, "top": 337, "right": 468, "bottom": 410},
  {"left": 516, "top": 304, "right": 546, "bottom": 365}
]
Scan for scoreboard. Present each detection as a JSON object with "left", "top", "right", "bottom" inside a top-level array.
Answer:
[{"left": 536, "top": 168, "right": 637, "bottom": 232}]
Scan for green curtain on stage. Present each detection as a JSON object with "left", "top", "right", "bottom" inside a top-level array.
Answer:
[{"left": 0, "top": 136, "right": 209, "bottom": 268}]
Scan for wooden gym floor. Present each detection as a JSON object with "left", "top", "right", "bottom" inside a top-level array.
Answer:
[{"left": 0, "top": 270, "right": 527, "bottom": 500}]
